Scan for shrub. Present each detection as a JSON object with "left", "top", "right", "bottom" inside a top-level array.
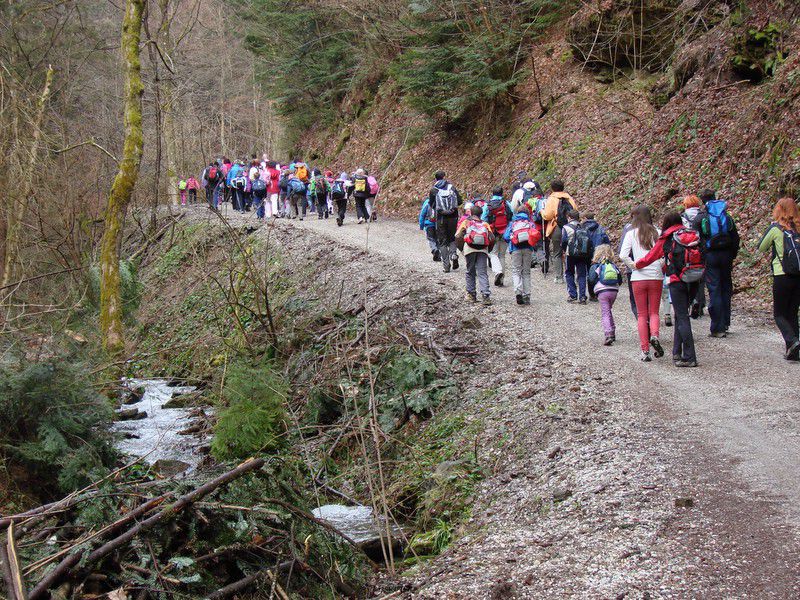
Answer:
[
  {"left": 87, "top": 259, "right": 142, "bottom": 318},
  {"left": 211, "top": 360, "right": 288, "bottom": 460},
  {"left": 0, "top": 361, "right": 116, "bottom": 496}
]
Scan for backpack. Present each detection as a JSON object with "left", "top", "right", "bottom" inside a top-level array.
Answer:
[
  {"left": 701, "top": 201, "right": 732, "bottom": 250},
  {"left": 178, "top": 180, "right": 187, "bottom": 191},
  {"left": 489, "top": 202, "right": 510, "bottom": 235},
  {"left": 288, "top": 178, "right": 306, "bottom": 194},
  {"left": 295, "top": 164, "right": 309, "bottom": 182},
  {"left": 464, "top": 220, "right": 493, "bottom": 249},
  {"left": 567, "top": 224, "right": 592, "bottom": 259},
  {"left": 598, "top": 261, "right": 622, "bottom": 286},
  {"left": 532, "top": 197, "right": 547, "bottom": 224},
  {"left": 312, "top": 175, "right": 327, "bottom": 198},
  {"left": 207, "top": 167, "right": 218, "bottom": 182},
  {"left": 555, "top": 196, "right": 573, "bottom": 228},
  {"left": 367, "top": 176, "right": 380, "bottom": 195},
  {"left": 779, "top": 226, "right": 800, "bottom": 275},
  {"left": 668, "top": 228, "right": 705, "bottom": 283},
  {"left": 354, "top": 177, "right": 367, "bottom": 194},
  {"left": 331, "top": 181, "right": 346, "bottom": 200},
  {"left": 251, "top": 178, "right": 266, "bottom": 193},
  {"left": 279, "top": 176, "right": 288, "bottom": 192},
  {"left": 510, "top": 219, "right": 541, "bottom": 248},
  {"left": 233, "top": 176, "right": 247, "bottom": 191},
  {"left": 435, "top": 184, "right": 458, "bottom": 216}
]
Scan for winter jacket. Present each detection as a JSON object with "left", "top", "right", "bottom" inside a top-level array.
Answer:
[
  {"left": 419, "top": 199, "right": 435, "bottom": 231},
  {"left": 455, "top": 217, "right": 494, "bottom": 255},
  {"left": 692, "top": 199, "right": 740, "bottom": 257},
  {"left": 588, "top": 260, "right": 622, "bottom": 295},
  {"left": 758, "top": 223, "right": 797, "bottom": 277},
  {"left": 540, "top": 191, "right": 577, "bottom": 237},
  {"left": 635, "top": 224, "right": 689, "bottom": 284},
  {"left": 186, "top": 177, "right": 200, "bottom": 191},
  {"left": 482, "top": 196, "right": 512, "bottom": 235},
  {"left": 583, "top": 219, "right": 611, "bottom": 248},
  {"left": 265, "top": 167, "right": 281, "bottom": 194},
  {"left": 351, "top": 174, "right": 371, "bottom": 199},
  {"left": 226, "top": 164, "right": 243, "bottom": 186},
  {"left": 428, "top": 180, "right": 462, "bottom": 213},
  {"left": 619, "top": 226, "right": 663, "bottom": 281},
  {"left": 681, "top": 207, "right": 700, "bottom": 230},
  {"left": 503, "top": 212, "right": 539, "bottom": 253}
]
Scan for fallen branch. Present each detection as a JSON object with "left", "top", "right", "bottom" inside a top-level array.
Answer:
[
  {"left": 29, "top": 458, "right": 265, "bottom": 600},
  {"left": 1, "top": 541, "right": 19, "bottom": 600},
  {"left": 206, "top": 560, "right": 293, "bottom": 600}
]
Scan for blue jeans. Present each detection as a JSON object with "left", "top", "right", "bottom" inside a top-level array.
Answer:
[
  {"left": 705, "top": 251, "right": 733, "bottom": 333},
  {"left": 253, "top": 193, "right": 266, "bottom": 219},
  {"left": 565, "top": 256, "right": 588, "bottom": 300}
]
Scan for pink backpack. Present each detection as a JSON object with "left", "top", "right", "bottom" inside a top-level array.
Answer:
[{"left": 367, "top": 175, "right": 380, "bottom": 195}]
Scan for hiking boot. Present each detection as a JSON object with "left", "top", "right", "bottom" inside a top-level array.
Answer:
[
  {"left": 443, "top": 265, "right": 451, "bottom": 273},
  {"left": 709, "top": 331, "right": 727, "bottom": 338},
  {"left": 690, "top": 303, "right": 700, "bottom": 319},
  {"left": 494, "top": 273, "right": 504, "bottom": 287},
  {"left": 371, "top": 214, "right": 377, "bottom": 222},
  {"left": 785, "top": 341, "right": 800, "bottom": 361},
  {"left": 650, "top": 336, "right": 664, "bottom": 358},
  {"left": 482, "top": 295, "right": 492, "bottom": 305},
  {"left": 589, "top": 296, "right": 599, "bottom": 303},
  {"left": 664, "top": 314, "right": 673, "bottom": 327},
  {"left": 433, "top": 251, "right": 441, "bottom": 262},
  {"left": 673, "top": 355, "right": 681, "bottom": 365},
  {"left": 466, "top": 292, "right": 477, "bottom": 303},
  {"left": 567, "top": 297, "right": 577, "bottom": 304},
  {"left": 578, "top": 297, "right": 588, "bottom": 305},
  {"left": 336, "top": 218, "right": 343, "bottom": 227},
  {"left": 675, "top": 360, "right": 698, "bottom": 368},
  {"left": 610, "top": 333, "right": 616, "bottom": 342},
  {"left": 604, "top": 336, "right": 614, "bottom": 346},
  {"left": 640, "top": 351, "right": 652, "bottom": 362},
  {"left": 318, "top": 215, "right": 323, "bottom": 220},
  {"left": 516, "top": 294, "right": 524, "bottom": 305},
  {"left": 452, "top": 257, "right": 459, "bottom": 271},
  {"left": 357, "top": 217, "right": 364, "bottom": 224},
  {"left": 523, "top": 295, "right": 531, "bottom": 305}
]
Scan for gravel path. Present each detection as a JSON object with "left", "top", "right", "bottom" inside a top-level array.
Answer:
[{"left": 206, "top": 205, "right": 800, "bottom": 597}]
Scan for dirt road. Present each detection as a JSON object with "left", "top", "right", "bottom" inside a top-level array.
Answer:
[{"left": 211, "top": 205, "right": 800, "bottom": 597}]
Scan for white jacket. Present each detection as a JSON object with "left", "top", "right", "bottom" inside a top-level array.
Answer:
[{"left": 619, "top": 227, "right": 663, "bottom": 281}]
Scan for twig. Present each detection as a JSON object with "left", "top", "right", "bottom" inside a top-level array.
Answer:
[{"left": 206, "top": 561, "right": 293, "bottom": 600}]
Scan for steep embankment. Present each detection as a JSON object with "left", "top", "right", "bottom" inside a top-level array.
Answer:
[
  {"left": 214, "top": 207, "right": 800, "bottom": 598},
  {"left": 301, "top": 1, "right": 799, "bottom": 304}
]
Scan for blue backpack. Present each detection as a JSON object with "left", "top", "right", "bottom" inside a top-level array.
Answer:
[
  {"left": 702, "top": 200, "right": 732, "bottom": 250},
  {"left": 288, "top": 178, "right": 306, "bottom": 194},
  {"left": 599, "top": 261, "right": 621, "bottom": 286}
]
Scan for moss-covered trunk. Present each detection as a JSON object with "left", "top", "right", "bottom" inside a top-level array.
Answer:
[{"left": 99, "top": 0, "right": 145, "bottom": 356}]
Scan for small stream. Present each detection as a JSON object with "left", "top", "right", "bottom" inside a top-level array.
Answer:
[{"left": 112, "top": 379, "right": 208, "bottom": 473}]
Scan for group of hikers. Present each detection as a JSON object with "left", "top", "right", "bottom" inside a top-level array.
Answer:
[
  {"left": 418, "top": 170, "right": 800, "bottom": 367},
  {"left": 190, "top": 155, "right": 380, "bottom": 226},
  {"left": 186, "top": 155, "right": 799, "bottom": 367}
]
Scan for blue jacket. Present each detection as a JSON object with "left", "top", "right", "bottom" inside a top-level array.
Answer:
[
  {"left": 583, "top": 219, "right": 611, "bottom": 248},
  {"left": 226, "top": 163, "right": 242, "bottom": 186},
  {"left": 503, "top": 212, "right": 535, "bottom": 253},
  {"left": 481, "top": 196, "right": 512, "bottom": 227},
  {"left": 419, "top": 199, "right": 435, "bottom": 230}
]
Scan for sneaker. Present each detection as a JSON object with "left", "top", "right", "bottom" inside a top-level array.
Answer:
[
  {"left": 589, "top": 297, "right": 599, "bottom": 303},
  {"left": 610, "top": 333, "right": 616, "bottom": 342},
  {"left": 452, "top": 257, "right": 459, "bottom": 271},
  {"left": 672, "top": 355, "right": 681, "bottom": 365},
  {"left": 357, "top": 218, "right": 364, "bottom": 224},
  {"left": 641, "top": 351, "right": 652, "bottom": 362},
  {"left": 579, "top": 298, "right": 588, "bottom": 305},
  {"left": 523, "top": 295, "right": 531, "bottom": 305},
  {"left": 664, "top": 314, "right": 673, "bottom": 327},
  {"left": 495, "top": 273, "right": 504, "bottom": 287},
  {"left": 650, "top": 337, "right": 664, "bottom": 358},
  {"left": 466, "top": 292, "right": 477, "bottom": 303},
  {"left": 482, "top": 295, "right": 492, "bottom": 305},
  {"left": 675, "top": 360, "right": 698, "bottom": 368},
  {"left": 785, "top": 341, "right": 800, "bottom": 361},
  {"left": 604, "top": 336, "right": 614, "bottom": 346},
  {"left": 709, "top": 331, "right": 727, "bottom": 338},
  {"left": 443, "top": 266, "right": 451, "bottom": 273},
  {"left": 516, "top": 294, "right": 524, "bottom": 305},
  {"left": 567, "top": 297, "right": 577, "bottom": 304}
]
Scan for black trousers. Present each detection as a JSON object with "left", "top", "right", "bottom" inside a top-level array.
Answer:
[
  {"left": 705, "top": 250, "right": 734, "bottom": 333},
  {"left": 773, "top": 274, "right": 800, "bottom": 350},
  {"left": 355, "top": 196, "right": 369, "bottom": 220},
  {"left": 336, "top": 198, "right": 347, "bottom": 221},
  {"left": 436, "top": 213, "right": 459, "bottom": 267},
  {"left": 669, "top": 281, "right": 698, "bottom": 361},
  {"left": 316, "top": 194, "right": 328, "bottom": 217}
]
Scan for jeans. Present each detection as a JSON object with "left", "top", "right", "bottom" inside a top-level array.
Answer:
[
  {"left": 598, "top": 289, "right": 618, "bottom": 336},
  {"left": 243, "top": 191, "right": 252, "bottom": 211},
  {"left": 633, "top": 279, "right": 663, "bottom": 352},
  {"left": 626, "top": 273, "right": 638, "bottom": 318},
  {"left": 316, "top": 194, "right": 328, "bottom": 217},
  {"left": 253, "top": 192, "right": 266, "bottom": 219},
  {"left": 565, "top": 256, "right": 588, "bottom": 300},
  {"left": 206, "top": 184, "right": 215, "bottom": 208},
  {"left": 466, "top": 252, "right": 490, "bottom": 297},
  {"left": 436, "top": 213, "right": 459, "bottom": 269},
  {"left": 773, "top": 274, "right": 800, "bottom": 350},
  {"left": 669, "top": 281, "right": 698, "bottom": 361},
  {"left": 290, "top": 193, "right": 306, "bottom": 218},
  {"left": 336, "top": 198, "right": 347, "bottom": 222},
  {"left": 551, "top": 225, "right": 564, "bottom": 281},
  {"left": 511, "top": 248, "right": 533, "bottom": 296},
  {"left": 425, "top": 227, "right": 438, "bottom": 254},
  {"left": 705, "top": 250, "right": 734, "bottom": 333},
  {"left": 490, "top": 239, "right": 508, "bottom": 275}
]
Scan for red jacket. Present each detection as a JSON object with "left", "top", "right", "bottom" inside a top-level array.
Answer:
[
  {"left": 266, "top": 167, "right": 280, "bottom": 194},
  {"left": 635, "top": 224, "right": 682, "bottom": 284}
]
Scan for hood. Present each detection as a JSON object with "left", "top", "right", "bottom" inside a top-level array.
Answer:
[
  {"left": 511, "top": 212, "right": 532, "bottom": 223},
  {"left": 433, "top": 180, "right": 449, "bottom": 190},
  {"left": 682, "top": 207, "right": 700, "bottom": 219},
  {"left": 488, "top": 196, "right": 505, "bottom": 209}
]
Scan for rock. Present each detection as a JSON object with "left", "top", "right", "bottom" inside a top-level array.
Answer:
[
  {"left": 546, "top": 445, "right": 562, "bottom": 459},
  {"left": 123, "top": 386, "right": 145, "bottom": 405},
  {"left": 163, "top": 391, "right": 200, "bottom": 409},
  {"left": 115, "top": 408, "right": 147, "bottom": 421},
  {"left": 674, "top": 497, "right": 694, "bottom": 508},
  {"left": 553, "top": 488, "right": 573, "bottom": 502},
  {"left": 433, "top": 458, "right": 470, "bottom": 481},
  {"left": 64, "top": 329, "right": 87, "bottom": 345},
  {"left": 152, "top": 459, "right": 190, "bottom": 477}
]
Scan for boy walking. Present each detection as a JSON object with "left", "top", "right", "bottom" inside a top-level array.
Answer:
[
  {"left": 456, "top": 206, "right": 494, "bottom": 305},
  {"left": 561, "top": 210, "right": 593, "bottom": 304},
  {"left": 504, "top": 209, "right": 542, "bottom": 305}
]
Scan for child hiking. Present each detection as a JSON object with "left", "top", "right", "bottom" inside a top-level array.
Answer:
[
  {"left": 588, "top": 245, "right": 622, "bottom": 345},
  {"left": 456, "top": 205, "right": 495, "bottom": 305},
  {"left": 504, "top": 208, "right": 542, "bottom": 305},
  {"left": 561, "top": 210, "right": 593, "bottom": 304}
]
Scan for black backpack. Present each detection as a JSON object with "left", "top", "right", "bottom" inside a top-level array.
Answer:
[
  {"left": 556, "top": 197, "right": 572, "bottom": 227},
  {"left": 567, "top": 225, "right": 592, "bottom": 259},
  {"left": 780, "top": 226, "right": 800, "bottom": 275},
  {"left": 331, "top": 181, "right": 345, "bottom": 200}
]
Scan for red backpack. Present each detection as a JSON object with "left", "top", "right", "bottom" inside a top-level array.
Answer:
[
  {"left": 669, "top": 228, "right": 705, "bottom": 283},
  {"left": 510, "top": 219, "right": 542, "bottom": 248},
  {"left": 207, "top": 167, "right": 218, "bottom": 182},
  {"left": 464, "top": 220, "right": 493, "bottom": 249},
  {"left": 490, "top": 204, "right": 509, "bottom": 234}
]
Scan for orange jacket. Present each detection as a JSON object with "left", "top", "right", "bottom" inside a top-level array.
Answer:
[{"left": 540, "top": 191, "right": 577, "bottom": 237}]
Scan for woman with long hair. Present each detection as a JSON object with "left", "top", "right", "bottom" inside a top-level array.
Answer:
[
  {"left": 758, "top": 197, "right": 800, "bottom": 361},
  {"left": 619, "top": 205, "right": 665, "bottom": 361}
]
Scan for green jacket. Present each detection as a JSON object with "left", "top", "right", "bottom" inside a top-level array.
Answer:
[{"left": 758, "top": 223, "right": 787, "bottom": 276}]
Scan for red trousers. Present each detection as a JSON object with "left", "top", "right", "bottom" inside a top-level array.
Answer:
[{"left": 632, "top": 279, "right": 663, "bottom": 352}]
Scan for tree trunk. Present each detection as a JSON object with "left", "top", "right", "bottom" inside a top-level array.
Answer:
[
  {"left": 99, "top": 0, "right": 145, "bottom": 356},
  {"left": 158, "top": 0, "right": 180, "bottom": 205},
  {"left": 0, "top": 66, "right": 53, "bottom": 291}
]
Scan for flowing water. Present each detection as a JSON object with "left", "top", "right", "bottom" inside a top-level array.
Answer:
[{"left": 112, "top": 379, "right": 207, "bottom": 472}]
